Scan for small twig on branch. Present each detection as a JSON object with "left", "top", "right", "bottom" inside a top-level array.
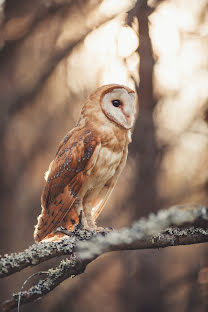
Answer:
[
  {"left": 1, "top": 205, "right": 208, "bottom": 311},
  {"left": 2, "top": 257, "right": 91, "bottom": 312}
]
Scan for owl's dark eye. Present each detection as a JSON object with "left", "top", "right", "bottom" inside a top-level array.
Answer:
[{"left": 112, "top": 99, "right": 121, "bottom": 107}]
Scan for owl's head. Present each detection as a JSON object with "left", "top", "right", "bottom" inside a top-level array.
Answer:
[
  {"left": 100, "top": 85, "right": 136, "bottom": 129},
  {"left": 81, "top": 84, "right": 136, "bottom": 130}
]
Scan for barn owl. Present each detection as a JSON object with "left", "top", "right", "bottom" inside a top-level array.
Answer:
[{"left": 34, "top": 84, "right": 136, "bottom": 242}]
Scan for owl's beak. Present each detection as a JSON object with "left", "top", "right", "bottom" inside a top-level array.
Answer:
[
  {"left": 123, "top": 114, "right": 133, "bottom": 129},
  {"left": 125, "top": 113, "right": 130, "bottom": 119},
  {"left": 122, "top": 105, "right": 134, "bottom": 127}
]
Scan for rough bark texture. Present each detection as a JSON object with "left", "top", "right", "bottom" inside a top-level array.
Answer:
[{"left": 1, "top": 205, "right": 208, "bottom": 311}]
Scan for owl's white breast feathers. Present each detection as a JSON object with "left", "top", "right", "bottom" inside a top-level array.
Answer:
[{"left": 92, "top": 146, "right": 124, "bottom": 184}]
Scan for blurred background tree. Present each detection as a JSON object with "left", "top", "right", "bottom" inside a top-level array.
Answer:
[{"left": 0, "top": 0, "right": 208, "bottom": 311}]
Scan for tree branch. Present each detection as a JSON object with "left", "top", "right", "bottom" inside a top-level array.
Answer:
[
  {"left": 0, "top": 229, "right": 94, "bottom": 278},
  {"left": 77, "top": 204, "right": 208, "bottom": 259},
  {"left": 2, "top": 256, "right": 91, "bottom": 312},
  {"left": 1, "top": 205, "right": 208, "bottom": 311}
]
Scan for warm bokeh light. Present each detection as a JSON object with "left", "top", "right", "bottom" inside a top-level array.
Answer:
[
  {"left": 117, "top": 26, "right": 139, "bottom": 58},
  {"left": 149, "top": 0, "right": 208, "bottom": 204},
  {"left": 65, "top": 16, "right": 139, "bottom": 92}
]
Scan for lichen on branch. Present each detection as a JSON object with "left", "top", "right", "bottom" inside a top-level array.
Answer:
[{"left": 1, "top": 205, "right": 208, "bottom": 311}]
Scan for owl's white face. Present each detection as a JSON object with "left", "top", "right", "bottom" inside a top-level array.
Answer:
[{"left": 101, "top": 87, "right": 136, "bottom": 129}]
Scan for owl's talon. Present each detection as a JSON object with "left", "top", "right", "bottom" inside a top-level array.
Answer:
[
  {"left": 53, "top": 226, "right": 73, "bottom": 236},
  {"left": 78, "top": 210, "right": 83, "bottom": 225},
  {"left": 72, "top": 210, "right": 84, "bottom": 232},
  {"left": 106, "top": 226, "right": 114, "bottom": 231},
  {"left": 53, "top": 226, "right": 66, "bottom": 233},
  {"left": 73, "top": 223, "right": 84, "bottom": 233},
  {"left": 96, "top": 226, "right": 113, "bottom": 236}
]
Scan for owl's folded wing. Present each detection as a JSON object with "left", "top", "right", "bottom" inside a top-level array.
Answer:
[{"left": 34, "top": 127, "right": 101, "bottom": 242}]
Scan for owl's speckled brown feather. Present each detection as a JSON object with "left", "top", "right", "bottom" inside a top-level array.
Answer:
[
  {"left": 34, "top": 128, "right": 101, "bottom": 242},
  {"left": 34, "top": 84, "right": 136, "bottom": 242}
]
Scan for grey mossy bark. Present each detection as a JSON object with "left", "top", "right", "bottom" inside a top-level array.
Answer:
[
  {"left": 1, "top": 205, "right": 208, "bottom": 311},
  {"left": 77, "top": 204, "right": 208, "bottom": 259},
  {"left": 0, "top": 228, "right": 94, "bottom": 278},
  {"left": 2, "top": 256, "right": 91, "bottom": 312}
]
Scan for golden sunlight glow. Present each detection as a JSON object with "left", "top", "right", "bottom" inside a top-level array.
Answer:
[
  {"left": 157, "top": 131, "right": 208, "bottom": 200},
  {"left": 97, "top": 0, "right": 137, "bottom": 17},
  {"left": 66, "top": 16, "right": 139, "bottom": 93},
  {"left": 150, "top": 0, "right": 208, "bottom": 202},
  {"left": 150, "top": 0, "right": 208, "bottom": 139},
  {"left": 117, "top": 26, "right": 139, "bottom": 58}
]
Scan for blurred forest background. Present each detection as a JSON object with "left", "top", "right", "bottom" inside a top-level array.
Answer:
[{"left": 0, "top": 0, "right": 208, "bottom": 311}]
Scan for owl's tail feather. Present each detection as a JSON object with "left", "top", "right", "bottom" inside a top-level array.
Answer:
[{"left": 34, "top": 188, "right": 79, "bottom": 242}]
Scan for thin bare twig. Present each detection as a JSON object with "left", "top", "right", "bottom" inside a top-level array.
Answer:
[{"left": 2, "top": 257, "right": 91, "bottom": 312}]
